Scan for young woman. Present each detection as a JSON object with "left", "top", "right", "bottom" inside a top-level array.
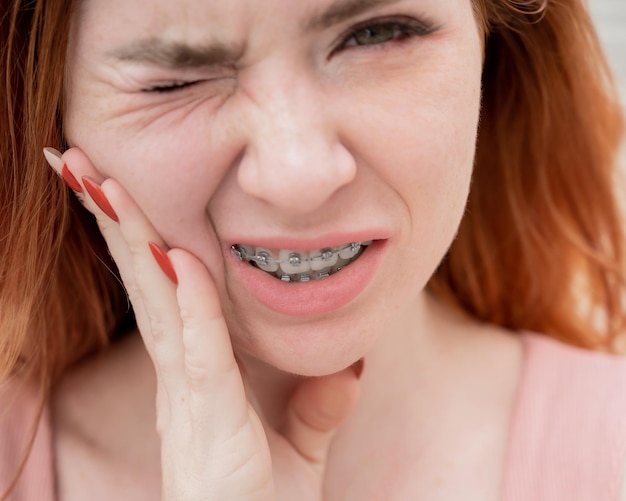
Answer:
[{"left": 1, "top": 0, "right": 625, "bottom": 499}]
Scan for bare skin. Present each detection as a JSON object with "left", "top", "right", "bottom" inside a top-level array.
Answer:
[
  {"left": 51, "top": 261, "right": 522, "bottom": 500},
  {"left": 44, "top": 0, "right": 526, "bottom": 498}
]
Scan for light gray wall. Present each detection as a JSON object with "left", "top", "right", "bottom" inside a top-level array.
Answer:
[
  {"left": 589, "top": 0, "right": 626, "bottom": 96},
  {"left": 588, "top": 0, "right": 625, "bottom": 166}
]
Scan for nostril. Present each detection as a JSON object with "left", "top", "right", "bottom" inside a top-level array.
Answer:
[{"left": 333, "top": 142, "right": 358, "bottom": 184}]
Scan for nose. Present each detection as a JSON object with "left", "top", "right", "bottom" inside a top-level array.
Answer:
[{"left": 236, "top": 65, "right": 356, "bottom": 215}]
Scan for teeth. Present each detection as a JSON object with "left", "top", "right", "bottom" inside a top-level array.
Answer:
[
  {"left": 279, "top": 250, "right": 311, "bottom": 275},
  {"left": 339, "top": 242, "right": 361, "bottom": 259},
  {"left": 310, "top": 248, "right": 338, "bottom": 271},
  {"left": 232, "top": 240, "right": 372, "bottom": 282},
  {"left": 333, "top": 257, "right": 352, "bottom": 272},
  {"left": 233, "top": 244, "right": 254, "bottom": 261},
  {"left": 254, "top": 248, "right": 279, "bottom": 272}
]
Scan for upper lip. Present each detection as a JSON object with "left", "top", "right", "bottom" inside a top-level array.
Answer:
[{"left": 224, "top": 229, "right": 390, "bottom": 252}]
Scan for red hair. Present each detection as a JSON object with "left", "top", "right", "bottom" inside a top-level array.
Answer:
[
  {"left": 1, "top": 1, "right": 129, "bottom": 494},
  {"left": 0, "top": 0, "right": 623, "bottom": 390},
  {"left": 430, "top": 0, "right": 626, "bottom": 352},
  {"left": 0, "top": 0, "right": 623, "bottom": 389},
  {"left": 0, "top": 0, "right": 126, "bottom": 388},
  {"left": 0, "top": 0, "right": 624, "bottom": 494}
]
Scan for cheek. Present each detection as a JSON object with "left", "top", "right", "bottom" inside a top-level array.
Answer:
[
  {"left": 339, "top": 72, "right": 480, "bottom": 211},
  {"left": 65, "top": 98, "right": 242, "bottom": 243},
  {"left": 333, "top": 47, "right": 481, "bottom": 279}
]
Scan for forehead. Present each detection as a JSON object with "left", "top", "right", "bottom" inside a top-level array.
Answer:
[
  {"left": 73, "top": 0, "right": 466, "bottom": 40},
  {"left": 68, "top": 0, "right": 479, "bottom": 77},
  {"left": 74, "top": 0, "right": 246, "bottom": 44}
]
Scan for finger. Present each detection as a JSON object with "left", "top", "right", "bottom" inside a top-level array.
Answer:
[
  {"left": 43, "top": 147, "right": 113, "bottom": 227},
  {"left": 48, "top": 148, "right": 187, "bottom": 400},
  {"left": 282, "top": 361, "right": 363, "bottom": 469},
  {"left": 44, "top": 147, "right": 84, "bottom": 195},
  {"left": 47, "top": 148, "right": 129, "bottom": 273},
  {"left": 45, "top": 148, "right": 148, "bottom": 338},
  {"left": 171, "top": 249, "right": 274, "bottom": 490},
  {"left": 170, "top": 249, "right": 251, "bottom": 437},
  {"left": 82, "top": 175, "right": 189, "bottom": 423},
  {"left": 101, "top": 179, "right": 188, "bottom": 395}
]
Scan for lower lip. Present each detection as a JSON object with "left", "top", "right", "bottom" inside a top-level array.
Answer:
[{"left": 229, "top": 240, "right": 387, "bottom": 316}]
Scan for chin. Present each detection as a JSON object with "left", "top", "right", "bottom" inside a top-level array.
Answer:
[{"left": 227, "top": 312, "right": 378, "bottom": 377}]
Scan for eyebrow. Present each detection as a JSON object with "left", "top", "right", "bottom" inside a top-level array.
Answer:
[
  {"left": 107, "top": 0, "right": 403, "bottom": 70},
  {"left": 304, "top": 0, "right": 404, "bottom": 31},
  {"left": 107, "top": 38, "right": 243, "bottom": 70}
]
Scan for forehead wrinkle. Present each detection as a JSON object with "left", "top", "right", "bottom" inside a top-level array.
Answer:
[
  {"left": 106, "top": 38, "right": 243, "bottom": 70},
  {"left": 303, "top": 0, "right": 405, "bottom": 31}
]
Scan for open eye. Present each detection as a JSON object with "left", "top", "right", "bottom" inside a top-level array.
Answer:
[
  {"left": 338, "top": 16, "right": 437, "bottom": 50},
  {"left": 142, "top": 80, "right": 200, "bottom": 93}
]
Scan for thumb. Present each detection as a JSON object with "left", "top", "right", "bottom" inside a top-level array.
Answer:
[{"left": 282, "top": 360, "right": 363, "bottom": 470}]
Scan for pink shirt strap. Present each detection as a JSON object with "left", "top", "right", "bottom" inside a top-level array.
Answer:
[{"left": 0, "top": 378, "right": 55, "bottom": 501}]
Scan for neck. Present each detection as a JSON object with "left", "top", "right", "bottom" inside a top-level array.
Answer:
[{"left": 236, "top": 292, "right": 469, "bottom": 430}]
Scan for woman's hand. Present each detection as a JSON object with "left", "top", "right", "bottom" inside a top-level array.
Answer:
[{"left": 44, "top": 147, "right": 361, "bottom": 500}]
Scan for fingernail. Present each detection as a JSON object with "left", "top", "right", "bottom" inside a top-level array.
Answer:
[
  {"left": 43, "top": 147, "right": 63, "bottom": 169},
  {"left": 82, "top": 177, "right": 119, "bottom": 222},
  {"left": 61, "top": 165, "right": 83, "bottom": 193},
  {"left": 43, "top": 147, "right": 82, "bottom": 192},
  {"left": 149, "top": 242, "right": 178, "bottom": 285},
  {"left": 350, "top": 358, "right": 364, "bottom": 379}
]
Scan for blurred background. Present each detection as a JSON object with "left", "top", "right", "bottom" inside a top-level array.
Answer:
[
  {"left": 588, "top": 0, "right": 625, "bottom": 167},
  {"left": 589, "top": 0, "right": 625, "bottom": 98}
]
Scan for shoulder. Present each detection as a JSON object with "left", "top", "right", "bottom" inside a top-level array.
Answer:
[
  {"left": 502, "top": 332, "right": 626, "bottom": 501},
  {"left": 0, "top": 377, "right": 42, "bottom": 464},
  {"left": 515, "top": 331, "right": 626, "bottom": 442},
  {"left": 0, "top": 377, "right": 54, "bottom": 500},
  {"left": 520, "top": 330, "right": 626, "bottom": 398}
]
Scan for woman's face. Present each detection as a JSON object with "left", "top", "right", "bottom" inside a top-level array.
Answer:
[{"left": 65, "top": 0, "right": 483, "bottom": 375}]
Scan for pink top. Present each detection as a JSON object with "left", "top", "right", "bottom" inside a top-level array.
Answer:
[
  {"left": 0, "top": 380, "right": 54, "bottom": 501},
  {"left": 501, "top": 332, "right": 626, "bottom": 500},
  {"left": 1, "top": 332, "right": 626, "bottom": 500}
]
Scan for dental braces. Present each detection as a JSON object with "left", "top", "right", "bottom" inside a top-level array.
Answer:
[{"left": 231, "top": 242, "right": 367, "bottom": 267}]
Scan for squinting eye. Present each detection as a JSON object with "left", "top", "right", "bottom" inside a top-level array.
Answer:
[
  {"left": 142, "top": 81, "right": 199, "bottom": 93},
  {"left": 340, "top": 17, "right": 436, "bottom": 50}
]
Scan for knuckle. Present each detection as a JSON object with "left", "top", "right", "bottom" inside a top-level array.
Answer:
[
  {"left": 124, "top": 283, "right": 141, "bottom": 302},
  {"left": 178, "top": 306, "right": 195, "bottom": 325},
  {"left": 296, "top": 403, "right": 338, "bottom": 432},
  {"left": 146, "top": 313, "right": 169, "bottom": 342},
  {"left": 94, "top": 216, "right": 117, "bottom": 236},
  {"left": 184, "top": 359, "right": 210, "bottom": 389}
]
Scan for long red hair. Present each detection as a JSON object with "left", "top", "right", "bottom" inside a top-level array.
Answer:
[
  {"left": 431, "top": 0, "right": 626, "bottom": 352},
  {"left": 0, "top": 0, "right": 624, "bottom": 494},
  {"left": 1, "top": 0, "right": 624, "bottom": 387},
  {"left": 0, "top": 0, "right": 126, "bottom": 386}
]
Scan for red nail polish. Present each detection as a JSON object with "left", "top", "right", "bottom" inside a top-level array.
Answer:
[
  {"left": 61, "top": 164, "right": 83, "bottom": 193},
  {"left": 351, "top": 358, "right": 365, "bottom": 379},
  {"left": 149, "top": 242, "right": 178, "bottom": 285},
  {"left": 82, "top": 177, "right": 119, "bottom": 222}
]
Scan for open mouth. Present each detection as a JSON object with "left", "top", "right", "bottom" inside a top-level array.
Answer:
[{"left": 231, "top": 241, "right": 372, "bottom": 283}]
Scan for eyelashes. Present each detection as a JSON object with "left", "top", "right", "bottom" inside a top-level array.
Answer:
[
  {"left": 142, "top": 15, "right": 437, "bottom": 94},
  {"left": 143, "top": 81, "right": 199, "bottom": 93},
  {"left": 337, "top": 16, "right": 438, "bottom": 52}
]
